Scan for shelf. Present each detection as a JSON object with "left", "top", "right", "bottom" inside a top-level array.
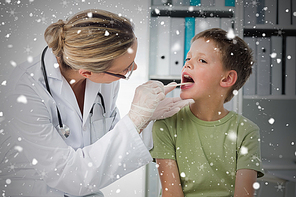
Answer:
[
  {"left": 243, "top": 95, "right": 296, "bottom": 100},
  {"left": 150, "top": 5, "right": 234, "bottom": 18},
  {"left": 151, "top": 5, "right": 234, "bottom": 12},
  {"left": 244, "top": 24, "right": 296, "bottom": 30},
  {"left": 244, "top": 25, "right": 296, "bottom": 37}
]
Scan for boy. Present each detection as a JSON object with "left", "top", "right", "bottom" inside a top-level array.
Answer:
[{"left": 150, "top": 28, "right": 264, "bottom": 197}]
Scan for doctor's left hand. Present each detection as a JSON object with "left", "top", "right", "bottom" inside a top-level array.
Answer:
[{"left": 151, "top": 82, "right": 194, "bottom": 120}]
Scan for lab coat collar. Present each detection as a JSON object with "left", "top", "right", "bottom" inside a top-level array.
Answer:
[
  {"left": 43, "top": 47, "right": 102, "bottom": 126},
  {"left": 43, "top": 48, "right": 63, "bottom": 82},
  {"left": 42, "top": 47, "right": 63, "bottom": 95},
  {"left": 83, "top": 79, "right": 102, "bottom": 126},
  {"left": 43, "top": 48, "right": 81, "bottom": 119}
]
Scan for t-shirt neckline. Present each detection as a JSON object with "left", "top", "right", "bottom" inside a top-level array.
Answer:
[{"left": 185, "top": 105, "right": 235, "bottom": 127}]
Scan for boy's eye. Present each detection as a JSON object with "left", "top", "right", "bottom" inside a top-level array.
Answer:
[
  {"left": 199, "top": 59, "right": 207, "bottom": 63},
  {"left": 185, "top": 58, "right": 191, "bottom": 61}
]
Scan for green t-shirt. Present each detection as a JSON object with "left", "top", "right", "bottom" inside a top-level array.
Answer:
[{"left": 150, "top": 106, "right": 264, "bottom": 197}]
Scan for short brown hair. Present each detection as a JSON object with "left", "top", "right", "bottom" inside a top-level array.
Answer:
[
  {"left": 192, "top": 28, "right": 254, "bottom": 102},
  {"left": 44, "top": 9, "right": 135, "bottom": 73}
]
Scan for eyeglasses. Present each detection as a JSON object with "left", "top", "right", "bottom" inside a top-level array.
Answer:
[{"left": 104, "top": 61, "right": 135, "bottom": 80}]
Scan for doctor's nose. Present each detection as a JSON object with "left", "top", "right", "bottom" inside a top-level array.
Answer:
[{"left": 133, "top": 62, "right": 138, "bottom": 71}]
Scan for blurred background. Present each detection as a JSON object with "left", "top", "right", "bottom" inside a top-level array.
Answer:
[{"left": 0, "top": 0, "right": 295, "bottom": 196}]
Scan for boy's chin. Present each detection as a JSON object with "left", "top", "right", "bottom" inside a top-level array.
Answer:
[{"left": 180, "top": 92, "right": 193, "bottom": 100}]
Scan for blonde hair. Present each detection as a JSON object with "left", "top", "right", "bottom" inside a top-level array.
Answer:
[{"left": 44, "top": 9, "right": 135, "bottom": 72}]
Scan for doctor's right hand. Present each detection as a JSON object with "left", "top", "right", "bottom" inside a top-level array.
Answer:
[
  {"left": 128, "top": 81, "right": 165, "bottom": 133},
  {"left": 151, "top": 82, "right": 195, "bottom": 120}
]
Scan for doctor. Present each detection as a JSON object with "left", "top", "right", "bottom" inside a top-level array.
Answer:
[{"left": 0, "top": 9, "right": 193, "bottom": 197}]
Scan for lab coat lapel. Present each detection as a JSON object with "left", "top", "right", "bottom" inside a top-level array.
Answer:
[
  {"left": 38, "top": 48, "right": 63, "bottom": 95},
  {"left": 44, "top": 48, "right": 82, "bottom": 120},
  {"left": 83, "top": 79, "right": 101, "bottom": 126},
  {"left": 60, "top": 77, "right": 82, "bottom": 118}
]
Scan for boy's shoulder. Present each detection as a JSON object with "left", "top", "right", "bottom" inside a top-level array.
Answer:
[
  {"left": 154, "top": 105, "right": 190, "bottom": 130},
  {"left": 231, "top": 112, "right": 259, "bottom": 131},
  {"left": 228, "top": 112, "right": 260, "bottom": 141}
]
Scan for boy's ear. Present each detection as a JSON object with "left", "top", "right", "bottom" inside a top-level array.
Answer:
[
  {"left": 79, "top": 69, "right": 92, "bottom": 78},
  {"left": 220, "top": 70, "right": 237, "bottom": 88}
]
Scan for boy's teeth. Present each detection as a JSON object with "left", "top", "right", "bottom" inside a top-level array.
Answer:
[{"left": 184, "top": 75, "right": 191, "bottom": 79}]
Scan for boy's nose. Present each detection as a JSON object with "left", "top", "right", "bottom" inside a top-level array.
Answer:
[{"left": 183, "top": 63, "right": 193, "bottom": 69}]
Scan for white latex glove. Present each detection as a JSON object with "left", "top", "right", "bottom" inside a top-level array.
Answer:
[
  {"left": 151, "top": 82, "right": 195, "bottom": 120},
  {"left": 128, "top": 81, "right": 165, "bottom": 132}
]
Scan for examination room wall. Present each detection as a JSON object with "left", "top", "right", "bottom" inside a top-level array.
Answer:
[{"left": 0, "top": 0, "right": 151, "bottom": 196}]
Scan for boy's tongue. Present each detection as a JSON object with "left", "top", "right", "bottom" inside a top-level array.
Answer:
[{"left": 183, "top": 74, "right": 194, "bottom": 83}]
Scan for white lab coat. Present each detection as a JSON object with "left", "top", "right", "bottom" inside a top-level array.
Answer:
[{"left": 0, "top": 48, "right": 153, "bottom": 197}]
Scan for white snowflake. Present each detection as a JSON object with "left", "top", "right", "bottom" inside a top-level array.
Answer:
[
  {"left": 69, "top": 79, "right": 76, "bottom": 84},
  {"left": 17, "top": 95, "right": 27, "bottom": 104},
  {"left": 36, "top": 13, "right": 48, "bottom": 25},
  {"left": 127, "top": 47, "right": 134, "bottom": 54},
  {"left": 180, "top": 172, "right": 186, "bottom": 177},
  {"left": 227, "top": 131, "right": 237, "bottom": 142},
  {"left": 270, "top": 52, "right": 277, "bottom": 58},
  {"left": 251, "top": 0, "right": 258, "bottom": 6},
  {"left": 154, "top": 8, "right": 160, "bottom": 15},
  {"left": 275, "top": 182, "right": 284, "bottom": 192},
  {"left": 38, "top": 169, "right": 48, "bottom": 179},
  {"left": 32, "top": 158, "right": 38, "bottom": 165},
  {"left": 24, "top": 45, "right": 32, "bottom": 54},
  {"left": 14, "top": 146, "right": 23, "bottom": 152},
  {"left": 7, "top": 8, "right": 17, "bottom": 17},
  {"left": 198, "top": 164, "right": 205, "bottom": 171},
  {"left": 40, "top": 15, "right": 48, "bottom": 24},
  {"left": 253, "top": 182, "right": 260, "bottom": 190},
  {"left": 137, "top": 160, "right": 145, "bottom": 167},
  {"left": 166, "top": 160, "right": 175, "bottom": 168},
  {"left": 196, "top": 162, "right": 207, "bottom": 172},
  {"left": 226, "top": 28, "right": 235, "bottom": 39},
  {"left": 188, "top": 6, "right": 194, "bottom": 12},
  {"left": 104, "top": 30, "right": 110, "bottom": 36},
  {"left": 27, "top": 56, "right": 33, "bottom": 63},
  {"left": 8, "top": 163, "right": 16, "bottom": 172},
  {"left": 106, "top": 173, "right": 116, "bottom": 181},
  {"left": 87, "top": 12, "right": 93, "bottom": 18},
  {"left": 240, "top": 146, "right": 248, "bottom": 155},
  {"left": 10, "top": 60, "right": 17, "bottom": 67},
  {"left": 60, "top": 0, "right": 69, "bottom": 8},
  {"left": 268, "top": 118, "right": 275, "bottom": 125},
  {"left": 136, "top": 5, "right": 143, "bottom": 13}
]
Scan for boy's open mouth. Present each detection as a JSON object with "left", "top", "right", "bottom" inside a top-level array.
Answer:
[
  {"left": 181, "top": 73, "right": 195, "bottom": 90},
  {"left": 182, "top": 74, "right": 195, "bottom": 83}
]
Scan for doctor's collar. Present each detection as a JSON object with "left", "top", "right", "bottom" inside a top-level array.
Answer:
[{"left": 43, "top": 47, "right": 64, "bottom": 81}]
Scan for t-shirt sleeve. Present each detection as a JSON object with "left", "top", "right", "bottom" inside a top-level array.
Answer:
[
  {"left": 237, "top": 125, "right": 264, "bottom": 178},
  {"left": 150, "top": 119, "right": 176, "bottom": 160}
]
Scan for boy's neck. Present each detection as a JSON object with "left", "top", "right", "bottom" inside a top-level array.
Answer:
[{"left": 189, "top": 101, "right": 229, "bottom": 121}]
